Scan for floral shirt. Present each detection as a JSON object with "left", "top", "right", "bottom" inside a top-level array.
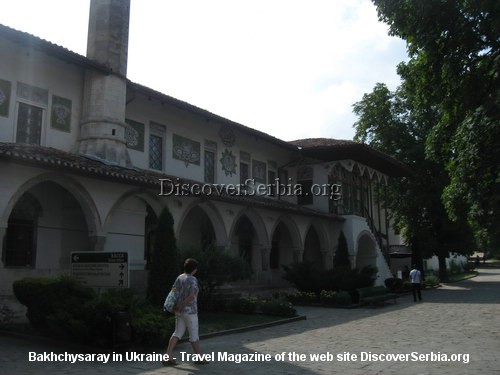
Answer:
[{"left": 173, "top": 273, "right": 198, "bottom": 315}]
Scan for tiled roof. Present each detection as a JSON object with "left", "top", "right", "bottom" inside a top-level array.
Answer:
[
  {"left": 0, "top": 24, "right": 112, "bottom": 74},
  {"left": 0, "top": 143, "right": 342, "bottom": 221},
  {"left": 290, "top": 138, "right": 412, "bottom": 177}
]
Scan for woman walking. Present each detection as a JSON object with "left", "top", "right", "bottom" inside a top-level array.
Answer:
[{"left": 164, "top": 258, "right": 209, "bottom": 365}]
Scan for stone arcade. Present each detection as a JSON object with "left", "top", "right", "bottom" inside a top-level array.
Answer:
[{"left": 0, "top": 0, "right": 410, "bottom": 296}]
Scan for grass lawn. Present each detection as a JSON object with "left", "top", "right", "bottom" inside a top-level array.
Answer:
[
  {"left": 199, "top": 312, "right": 289, "bottom": 334},
  {"left": 445, "top": 271, "right": 478, "bottom": 283}
]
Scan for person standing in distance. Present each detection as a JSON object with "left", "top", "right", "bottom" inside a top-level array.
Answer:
[
  {"left": 164, "top": 258, "right": 209, "bottom": 365},
  {"left": 409, "top": 264, "right": 423, "bottom": 302}
]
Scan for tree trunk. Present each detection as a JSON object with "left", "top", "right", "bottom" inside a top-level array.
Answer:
[{"left": 438, "top": 253, "right": 448, "bottom": 282}]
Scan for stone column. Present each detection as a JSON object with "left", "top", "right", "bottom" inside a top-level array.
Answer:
[
  {"left": 261, "top": 247, "right": 270, "bottom": 271},
  {"left": 89, "top": 233, "right": 107, "bottom": 252}
]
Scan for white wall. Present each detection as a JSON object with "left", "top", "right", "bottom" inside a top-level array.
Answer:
[{"left": 0, "top": 38, "right": 84, "bottom": 151}]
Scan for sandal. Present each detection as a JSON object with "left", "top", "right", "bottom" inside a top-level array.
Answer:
[
  {"left": 162, "top": 359, "right": 178, "bottom": 366},
  {"left": 195, "top": 359, "right": 210, "bottom": 365}
]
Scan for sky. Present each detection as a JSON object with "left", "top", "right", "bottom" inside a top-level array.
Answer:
[{"left": 0, "top": 0, "right": 408, "bottom": 142}]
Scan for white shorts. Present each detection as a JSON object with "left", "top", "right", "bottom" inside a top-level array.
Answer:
[{"left": 172, "top": 313, "right": 199, "bottom": 342}]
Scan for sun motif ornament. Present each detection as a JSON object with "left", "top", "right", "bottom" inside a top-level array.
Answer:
[
  {"left": 220, "top": 149, "right": 237, "bottom": 176},
  {"left": 219, "top": 125, "right": 236, "bottom": 147}
]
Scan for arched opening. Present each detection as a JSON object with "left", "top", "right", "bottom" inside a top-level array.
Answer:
[
  {"left": 3, "top": 192, "right": 42, "bottom": 267},
  {"left": 270, "top": 221, "right": 295, "bottom": 273},
  {"left": 177, "top": 206, "right": 216, "bottom": 251},
  {"left": 3, "top": 181, "right": 91, "bottom": 269},
  {"left": 233, "top": 215, "right": 255, "bottom": 265},
  {"left": 303, "top": 226, "right": 323, "bottom": 267},
  {"left": 356, "top": 233, "right": 378, "bottom": 269}
]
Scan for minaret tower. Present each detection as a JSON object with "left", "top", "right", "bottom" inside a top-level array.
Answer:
[{"left": 76, "top": 0, "right": 132, "bottom": 167}]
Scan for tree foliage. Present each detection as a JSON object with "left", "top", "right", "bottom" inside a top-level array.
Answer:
[
  {"left": 371, "top": 0, "right": 500, "bottom": 255},
  {"left": 353, "top": 79, "right": 475, "bottom": 280},
  {"left": 146, "top": 206, "right": 178, "bottom": 307},
  {"left": 333, "top": 231, "right": 351, "bottom": 269}
]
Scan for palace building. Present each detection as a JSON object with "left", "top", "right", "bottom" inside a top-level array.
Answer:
[{"left": 0, "top": 0, "right": 410, "bottom": 295}]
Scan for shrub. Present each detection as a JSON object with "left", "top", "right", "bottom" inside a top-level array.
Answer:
[
  {"left": 13, "top": 275, "right": 94, "bottom": 330},
  {"left": 424, "top": 275, "right": 440, "bottom": 288},
  {"left": 132, "top": 305, "right": 175, "bottom": 346},
  {"left": 230, "top": 297, "right": 259, "bottom": 314},
  {"left": 384, "top": 277, "right": 404, "bottom": 292},
  {"left": 0, "top": 304, "right": 17, "bottom": 325},
  {"left": 320, "top": 290, "right": 352, "bottom": 306},
  {"left": 13, "top": 276, "right": 173, "bottom": 346},
  {"left": 463, "top": 262, "right": 476, "bottom": 272},
  {"left": 178, "top": 244, "right": 252, "bottom": 311},
  {"left": 285, "top": 291, "right": 318, "bottom": 305},
  {"left": 283, "top": 262, "right": 377, "bottom": 294},
  {"left": 258, "top": 297, "right": 296, "bottom": 317},
  {"left": 282, "top": 261, "right": 331, "bottom": 294}
]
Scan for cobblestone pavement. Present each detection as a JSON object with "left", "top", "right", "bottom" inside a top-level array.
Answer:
[{"left": 1, "top": 267, "right": 499, "bottom": 375}]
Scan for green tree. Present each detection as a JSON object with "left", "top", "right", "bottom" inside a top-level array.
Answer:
[
  {"left": 353, "top": 81, "right": 475, "bottom": 280},
  {"left": 371, "top": 0, "right": 500, "bottom": 256},
  {"left": 178, "top": 244, "right": 252, "bottom": 311},
  {"left": 333, "top": 231, "right": 351, "bottom": 270},
  {"left": 146, "top": 206, "right": 178, "bottom": 307}
]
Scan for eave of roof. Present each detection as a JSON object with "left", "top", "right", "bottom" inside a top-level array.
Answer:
[
  {"left": 127, "top": 81, "right": 299, "bottom": 152},
  {"left": 0, "top": 24, "right": 112, "bottom": 74},
  {"left": 290, "top": 138, "right": 412, "bottom": 177},
  {"left": 0, "top": 143, "right": 342, "bottom": 222}
]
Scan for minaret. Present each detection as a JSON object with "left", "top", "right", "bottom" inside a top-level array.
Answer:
[{"left": 76, "top": 0, "right": 132, "bottom": 167}]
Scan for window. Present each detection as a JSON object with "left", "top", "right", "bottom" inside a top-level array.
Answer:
[
  {"left": 149, "top": 122, "right": 166, "bottom": 170},
  {"left": 297, "top": 180, "right": 313, "bottom": 205},
  {"left": 240, "top": 151, "right": 251, "bottom": 186},
  {"left": 297, "top": 166, "right": 314, "bottom": 205},
  {"left": 204, "top": 140, "right": 217, "bottom": 183},
  {"left": 16, "top": 102, "right": 43, "bottom": 144}
]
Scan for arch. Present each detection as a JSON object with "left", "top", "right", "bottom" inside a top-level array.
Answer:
[
  {"left": 303, "top": 219, "right": 329, "bottom": 252},
  {"left": 175, "top": 199, "right": 227, "bottom": 248},
  {"left": 356, "top": 230, "right": 378, "bottom": 269},
  {"left": 228, "top": 208, "right": 268, "bottom": 275},
  {"left": 228, "top": 208, "right": 269, "bottom": 249},
  {"left": 103, "top": 188, "right": 163, "bottom": 229},
  {"left": 3, "top": 180, "right": 93, "bottom": 269},
  {"left": 303, "top": 226, "right": 323, "bottom": 266},
  {"left": 1, "top": 172, "right": 101, "bottom": 235},
  {"left": 269, "top": 214, "right": 302, "bottom": 247},
  {"left": 269, "top": 215, "right": 301, "bottom": 272}
]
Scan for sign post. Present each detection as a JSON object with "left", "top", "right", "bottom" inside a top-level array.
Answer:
[{"left": 71, "top": 252, "right": 129, "bottom": 288}]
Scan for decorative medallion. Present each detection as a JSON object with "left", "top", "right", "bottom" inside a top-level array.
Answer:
[
  {"left": 0, "top": 79, "right": 10, "bottom": 117},
  {"left": 51, "top": 95, "right": 72, "bottom": 132},
  {"left": 173, "top": 134, "right": 200, "bottom": 167},
  {"left": 125, "top": 119, "right": 145, "bottom": 152},
  {"left": 219, "top": 124, "right": 235, "bottom": 147},
  {"left": 220, "top": 149, "right": 237, "bottom": 176}
]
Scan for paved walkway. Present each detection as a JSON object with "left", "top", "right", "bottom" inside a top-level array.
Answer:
[{"left": 1, "top": 267, "right": 499, "bottom": 375}]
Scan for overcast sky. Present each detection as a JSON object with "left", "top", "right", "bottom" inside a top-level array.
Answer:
[{"left": 0, "top": 0, "right": 408, "bottom": 142}]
